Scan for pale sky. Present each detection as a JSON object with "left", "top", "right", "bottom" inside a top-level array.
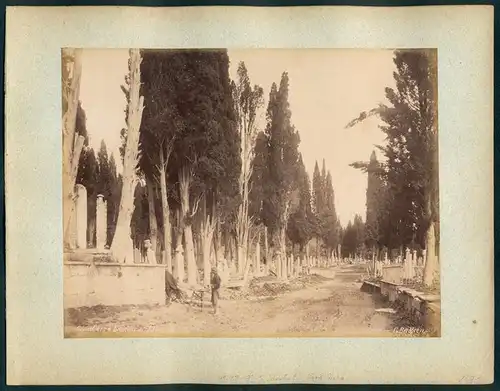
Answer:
[{"left": 79, "top": 49, "right": 396, "bottom": 227}]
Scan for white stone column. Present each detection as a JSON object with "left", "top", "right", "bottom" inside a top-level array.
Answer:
[
  {"left": 255, "top": 241, "right": 261, "bottom": 276},
  {"left": 404, "top": 248, "right": 411, "bottom": 280},
  {"left": 68, "top": 196, "right": 78, "bottom": 249},
  {"left": 144, "top": 239, "right": 156, "bottom": 264},
  {"left": 174, "top": 243, "right": 185, "bottom": 283},
  {"left": 96, "top": 195, "right": 107, "bottom": 250},
  {"left": 75, "top": 184, "right": 87, "bottom": 249},
  {"left": 411, "top": 250, "right": 417, "bottom": 279}
]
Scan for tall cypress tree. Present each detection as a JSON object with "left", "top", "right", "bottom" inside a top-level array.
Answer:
[
  {"left": 260, "top": 72, "right": 300, "bottom": 278},
  {"left": 287, "top": 153, "right": 314, "bottom": 255},
  {"left": 347, "top": 49, "right": 438, "bottom": 284}
]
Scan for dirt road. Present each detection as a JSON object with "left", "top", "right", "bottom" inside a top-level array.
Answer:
[{"left": 65, "top": 264, "right": 412, "bottom": 337}]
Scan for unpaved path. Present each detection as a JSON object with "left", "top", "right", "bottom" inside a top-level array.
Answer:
[{"left": 65, "top": 264, "right": 402, "bottom": 337}]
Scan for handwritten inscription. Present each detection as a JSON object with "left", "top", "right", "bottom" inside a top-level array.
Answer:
[
  {"left": 392, "top": 326, "right": 429, "bottom": 337},
  {"left": 220, "top": 373, "right": 345, "bottom": 383},
  {"left": 76, "top": 324, "right": 157, "bottom": 333},
  {"left": 459, "top": 376, "right": 481, "bottom": 384}
]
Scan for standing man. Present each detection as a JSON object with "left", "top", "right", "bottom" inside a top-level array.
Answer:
[{"left": 210, "top": 266, "right": 221, "bottom": 314}]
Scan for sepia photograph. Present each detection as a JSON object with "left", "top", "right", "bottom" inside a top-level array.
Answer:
[
  {"left": 63, "top": 48, "right": 441, "bottom": 338},
  {"left": 6, "top": 4, "right": 493, "bottom": 384}
]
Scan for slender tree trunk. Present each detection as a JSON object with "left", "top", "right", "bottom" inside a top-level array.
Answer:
[
  {"left": 423, "top": 217, "right": 438, "bottom": 285},
  {"left": 173, "top": 208, "right": 184, "bottom": 282},
  {"left": 179, "top": 166, "right": 197, "bottom": 286},
  {"left": 111, "top": 49, "right": 144, "bottom": 263},
  {"left": 159, "top": 148, "right": 172, "bottom": 271},
  {"left": 423, "top": 116, "right": 440, "bottom": 286},
  {"left": 214, "top": 221, "right": 223, "bottom": 267},
  {"left": 275, "top": 224, "right": 287, "bottom": 280},
  {"left": 264, "top": 226, "right": 269, "bottom": 275},
  {"left": 279, "top": 226, "right": 287, "bottom": 280},
  {"left": 202, "top": 226, "right": 214, "bottom": 287},
  {"left": 255, "top": 233, "right": 261, "bottom": 276},
  {"left": 200, "top": 198, "right": 216, "bottom": 287},
  {"left": 146, "top": 178, "right": 157, "bottom": 264},
  {"left": 62, "top": 49, "right": 85, "bottom": 249}
]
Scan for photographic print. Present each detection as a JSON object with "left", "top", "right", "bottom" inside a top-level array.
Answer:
[
  {"left": 6, "top": 5, "right": 493, "bottom": 385},
  {"left": 63, "top": 48, "right": 441, "bottom": 338}
]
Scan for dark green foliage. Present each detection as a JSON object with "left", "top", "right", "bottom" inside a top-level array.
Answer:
[
  {"left": 348, "top": 49, "right": 438, "bottom": 253},
  {"left": 139, "top": 49, "right": 240, "bottom": 233},
  {"left": 257, "top": 73, "right": 301, "bottom": 244},
  {"left": 248, "top": 131, "right": 268, "bottom": 224},
  {"left": 287, "top": 154, "right": 314, "bottom": 250},
  {"left": 341, "top": 214, "right": 364, "bottom": 258},
  {"left": 311, "top": 158, "right": 341, "bottom": 254}
]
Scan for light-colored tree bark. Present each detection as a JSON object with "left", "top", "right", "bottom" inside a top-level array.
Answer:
[
  {"left": 213, "top": 221, "right": 223, "bottom": 268},
  {"left": 62, "top": 48, "right": 85, "bottom": 249},
  {"left": 111, "top": 49, "right": 145, "bottom": 263},
  {"left": 278, "top": 228, "right": 287, "bottom": 281},
  {"left": 179, "top": 165, "right": 201, "bottom": 286},
  {"left": 233, "top": 64, "right": 264, "bottom": 277},
  {"left": 277, "top": 201, "right": 292, "bottom": 280},
  {"left": 264, "top": 226, "right": 269, "bottom": 275},
  {"left": 255, "top": 234, "right": 261, "bottom": 276},
  {"left": 158, "top": 146, "right": 173, "bottom": 271},
  {"left": 173, "top": 208, "right": 185, "bottom": 282},
  {"left": 423, "top": 81, "right": 439, "bottom": 286},
  {"left": 200, "top": 199, "right": 217, "bottom": 287},
  {"left": 423, "top": 215, "right": 438, "bottom": 285},
  {"left": 146, "top": 178, "right": 157, "bottom": 264}
]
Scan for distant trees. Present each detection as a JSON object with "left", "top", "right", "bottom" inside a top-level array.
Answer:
[
  {"left": 311, "top": 159, "right": 341, "bottom": 259},
  {"left": 347, "top": 49, "right": 439, "bottom": 285},
  {"left": 76, "top": 139, "right": 121, "bottom": 248},
  {"left": 341, "top": 214, "right": 365, "bottom": 259}
]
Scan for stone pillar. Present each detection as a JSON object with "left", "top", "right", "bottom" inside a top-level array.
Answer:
[
  {"left": 75, "top": 184, "right": 87, "bottom": 249},
  {"left": 404, "top": 248, "right": 412, "bottom": 280},
  {"left": 68, "top": 196, "right": 78, "bottom": 249},
  {"left": 255, "top": 241, "right": 261, "bottom": 276},
  {"left": 174, "top": 243, "right": 185, "bottom": 283},
  {"left": 144, "top": 239, "right": 156, "bottom": 264},
  {"left": 96, "top": 195, "right": 107, "bottom": 250},
  {"left": 282, "top": 254, "right": 288, "bottom": 281},
  {"left": 411, "top": 250, "right": 417, "bottom": 279}
]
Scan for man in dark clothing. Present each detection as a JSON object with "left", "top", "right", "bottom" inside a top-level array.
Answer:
[{"left": 210, "top": 266, "right": 221, "bottom": 314}]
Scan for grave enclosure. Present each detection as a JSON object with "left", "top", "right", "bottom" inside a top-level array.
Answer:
[{"left": 64, "top": 184, "right": 166, "bottom": 309}]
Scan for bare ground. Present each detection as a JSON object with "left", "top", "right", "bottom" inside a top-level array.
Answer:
[{"left": 64, "top": 264, "right": 430, "bottom": 337}]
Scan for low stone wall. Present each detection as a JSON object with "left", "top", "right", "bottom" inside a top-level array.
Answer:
[
  {"left": 360, "top": 280, "right": 381, "bottom": 294},
  {"left": 361, "top": 280, "right": 441, "bottom": 335},
  {"left": 64, "top": 261, "right": 166, "bottom": 309},
  {"left": 380, "top": 280, "right": 400, "bottom": 302}
]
